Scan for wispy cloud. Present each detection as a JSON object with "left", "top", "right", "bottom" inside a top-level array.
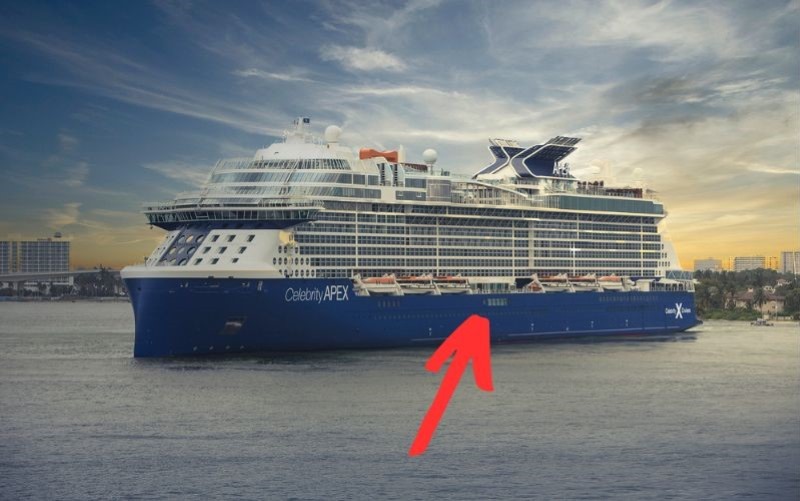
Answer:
[
  {"left": 57, "top": 131, "right": 78, "bottom": 151},
  {"left": 233, "top": 68, "right": 314, "bottom": 83},
  {"left": 320, "top": 45, "right": 407, "bottom": 72},
  {"left": 143, "top": 160, "right": 211, "bottom": 187},
  {"left": 42, "top": 202, "right": 81, "bottom": 229},
  {"left": 63, "top": 161, "right": 89, "bottom": 187}
]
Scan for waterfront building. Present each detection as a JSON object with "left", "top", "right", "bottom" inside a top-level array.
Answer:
[
  {"left": 734, "top": 291, "right": 785, "bottom": 317},
  {"left": 733, "top": 256, "right": 766, "bottom": 272},
  {"left": 781, "top": 251, "right": 800, "bottom": 275},
  {"left": 694, "top": 258, "right": 722, "bottom": 272},
  {"left": 0, "top": 235, "right": 72, "bottom": 288},
  {"left": 765, "top": 256, "right": 778, "bottom": 270}
]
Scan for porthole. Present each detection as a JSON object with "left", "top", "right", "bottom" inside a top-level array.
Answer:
[
  {"left": 186, "top": 235, "right": 195, "bottom": 243},
  {"left": 196, "top": 235, "right": 205, "bottom": 243},
  {"left": 278, "top": 246, "right": 283, "bottom": 254},
  {"left": 169, "top": 248, "right": 177, "bottom": 255},
  {"left": 177, "top": 247, "right": 185, "bottom": 254},
  {"left": 179, "top": 258, "right": 187, "bottom": 266},
  {"left": 273, "top": 257, "right": 276, "bottom": 265},
  {"left": 177, "top": 235, "right": 186, "bottom": 244},
  {"left": 187, "top": 247, "right": 196, "bottom": 254},
  {"left": 169, "top": 258, "right": 177, "bottom": 265}
]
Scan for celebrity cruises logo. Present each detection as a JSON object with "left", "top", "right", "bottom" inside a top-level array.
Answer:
[
  {"left": 664, "top": 303, "right": 691, "bottom": 319},
  {"left": 285, "top": 285, "right": 350, "bottom": 303}
]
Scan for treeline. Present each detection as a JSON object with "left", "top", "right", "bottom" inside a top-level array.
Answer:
[
  {"left": 693, "top": 269, "right": 800, "bottom": 319},
  {"left": 73, "top": 268, "right": 125, "bottom": 297}
]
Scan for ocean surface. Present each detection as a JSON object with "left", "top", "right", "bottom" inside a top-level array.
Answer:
[{"left": 0, "top": 302, "right": 798, "bottom": 500}]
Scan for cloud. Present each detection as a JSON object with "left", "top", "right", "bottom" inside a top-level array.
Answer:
[
  {"left": 744, "top": 163, "right": 800, "bottom": 176},
  {"left": 58, "top": 132, "right": 78, "bottom": 151},
  {"left": 1, "top": 28, "right": 289, "bottom": 136},
  {"left": 63, "top": 162, "right": 89, "bottom": 187},
  {"left": 233, "top": 68, "right": 314, "bottom": 83},
  {"left": 42, "top": 202, "right": 81, "bottom": 229},
  {"left": 143, "top": 160, "right": 210, "bottom": 187},
  {"left": 319, "top": 45, "right": 407, "bottom": 72}
]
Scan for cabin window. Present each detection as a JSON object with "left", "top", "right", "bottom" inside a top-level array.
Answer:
[
  {"left": 238, "top": 247, "right": 246, "bottom": 254},
  {"left": 226, "top": 235, "right": 235, "bottom": 242},
  {"left": 219, "top": 247, "right": 227, "bottom": 254},
  {"left": 247, "top": 235, "right": 255, "bottom": 242}
]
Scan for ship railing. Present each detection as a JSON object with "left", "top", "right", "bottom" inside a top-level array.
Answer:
[{"left": 142, "top": 197, "right": 319, "bottom": 212}]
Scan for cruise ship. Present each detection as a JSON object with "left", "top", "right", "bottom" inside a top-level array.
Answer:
[{"left": 121, "top": 118, "right": 699, "bottom": 357}]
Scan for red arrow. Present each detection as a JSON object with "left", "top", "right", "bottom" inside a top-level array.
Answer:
[{"left": 409, "top": 314, "right": 494, "bottom": 456}]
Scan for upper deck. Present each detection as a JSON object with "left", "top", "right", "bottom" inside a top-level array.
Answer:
[{"left": 143, "top": 118, "right": 664, "bottom": 229}]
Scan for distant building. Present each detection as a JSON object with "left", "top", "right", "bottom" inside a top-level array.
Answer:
[
  {"left": 781, "top": 251, "right": 800, "bottom": 274},
  {"left": 0, "top": 235, "right": 72, "bottom": 289},
  {"left": 694, "top": 258, "right": 722, "bottom": 271},
  {"left": 765, "top": 256, "right": 778, "bottom": 270},
  {"left": 733, "top": 256, "right": 766, "bottom": 272},
  {"left": 722, "top": 257, "right": 735, "bottom": 271},
  {"left": 735, "top": 291, "right": 785, "bottom": 316}
]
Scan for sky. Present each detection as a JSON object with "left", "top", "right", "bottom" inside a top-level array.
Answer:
[{"left": 0, "top": 0, "right": 798, "bottom": 269}]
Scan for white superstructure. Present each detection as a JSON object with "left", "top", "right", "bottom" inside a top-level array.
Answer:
[{"left": 128, "top": 118, "right": 686, "bottom": 289}]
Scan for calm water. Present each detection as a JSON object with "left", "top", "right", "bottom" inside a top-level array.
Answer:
[{"left": 0, "top": 302, "right": 798, "bottom": 500}]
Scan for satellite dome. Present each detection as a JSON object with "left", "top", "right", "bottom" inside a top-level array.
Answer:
[
  {"left": 324, "top": 125, "right": 342, "bottom": 143},
  {"left": 422, "top": 148, "right": 438, "bottom": 165}
]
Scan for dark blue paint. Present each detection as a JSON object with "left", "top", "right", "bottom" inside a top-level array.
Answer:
[{"left": 124, "top": 277, "right": 700, "bottom": 357}]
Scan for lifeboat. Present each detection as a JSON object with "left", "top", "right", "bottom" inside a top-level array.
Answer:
[
  {"left": 598, "top": 274, "right": 634, "bottom": 291},
  {"left": 433, "top": 275, "right": 472, "bottom": 294},
  {"left": 567, "top": 273, "right": 602, "bottom": 292},
  {"left": 538, "top": 273, "right": 574, "bottom": 292},
  {"left": 353, "top": 274, "right": 402, "bottom": 295},
  {"left": 396, "top": 274, "right": 439, "bottom": 295}
]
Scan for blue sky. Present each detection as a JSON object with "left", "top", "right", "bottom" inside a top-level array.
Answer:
[{"left": 0, "top": 0, "right": 798, "bottom": 267}]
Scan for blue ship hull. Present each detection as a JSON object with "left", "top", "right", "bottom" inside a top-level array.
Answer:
[{"left": 124, "top": 277, "right": 700, "bottom": 357}]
